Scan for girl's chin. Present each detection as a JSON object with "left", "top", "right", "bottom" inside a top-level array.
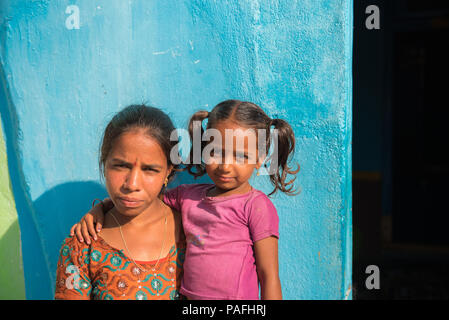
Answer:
[
  {"left": 212, "top": 182, "right": 245, "bottom": 194},
  {"left": 212, "top": 181, "right": 235, "bottom": 190},
  {"left": 112, "top": 199, "right": 145, "bottom": 214}
]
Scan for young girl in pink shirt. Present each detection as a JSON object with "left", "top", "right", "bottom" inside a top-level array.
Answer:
[{"left": 71, "top": 99, "right": 299, "bottom": 299}]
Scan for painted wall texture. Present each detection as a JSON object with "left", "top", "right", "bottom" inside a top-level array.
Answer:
[{"left": 0, "top": 0, "right": 352, "bottom": 299}]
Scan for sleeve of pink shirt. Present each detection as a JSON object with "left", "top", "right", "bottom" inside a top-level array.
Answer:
[
  {"left": 163, "top": 184, "right": 186, "bottom": 212},
  {"left": 246, "top": 193, "right": 279, "bottom": 242}
]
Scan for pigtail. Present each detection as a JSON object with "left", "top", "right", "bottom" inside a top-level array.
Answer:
[
  {"left": 266, "top": 118, "right": 300, "bottom": 196},
  {"left": 185, "top": 110, "right": 209, "bottom": 178}
]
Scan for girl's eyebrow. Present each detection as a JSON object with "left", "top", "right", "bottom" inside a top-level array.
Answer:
[
  {"left": 110, "top": 158, "right": 129, "bottom": 163},
  {"left": 221, "top": 149, "right": 253, "bottom": 158},
  {"left": 141, "top": 164, "right": 163, "bottom": 169},
  {"left": 110, "top": 158, "right": 163, "bottom": 168},
  {"left": 215, "top": 146, "right": 251, "bottom": 154}
]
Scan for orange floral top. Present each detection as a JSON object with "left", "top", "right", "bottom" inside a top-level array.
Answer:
[{"left": 54, "top": 235, "right": 185, "bottom": 300}]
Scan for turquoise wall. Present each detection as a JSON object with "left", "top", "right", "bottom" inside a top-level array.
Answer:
[{"left": 0, "top": 0, "right": 352, "bottom": 299}]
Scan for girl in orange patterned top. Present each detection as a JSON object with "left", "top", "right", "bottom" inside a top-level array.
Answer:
[{"left": 55, "top": 105, "right": 185, "bottom": 300}]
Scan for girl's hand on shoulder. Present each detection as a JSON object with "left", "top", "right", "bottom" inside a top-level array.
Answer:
[{"left": 69, "top": 198, "right": 113, "bottom": 244}]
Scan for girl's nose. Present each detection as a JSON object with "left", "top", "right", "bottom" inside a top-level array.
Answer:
[
  {"left": 218, "top": 162, "right": 232, "bottom": 172},
  {"left": 123, "top": 167, "right": 141, "bottom": 191},
  {"left": 222, "top": 153, "right": 234, "bottom": 166}
]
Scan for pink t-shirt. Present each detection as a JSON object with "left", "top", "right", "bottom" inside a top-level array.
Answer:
[{"left": 163, "top": 183, "right": 279, "bottom": 300}]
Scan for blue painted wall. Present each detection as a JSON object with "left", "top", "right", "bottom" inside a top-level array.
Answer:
[{"left": 0, "top": 0, "right": 352, "bottom": 299}]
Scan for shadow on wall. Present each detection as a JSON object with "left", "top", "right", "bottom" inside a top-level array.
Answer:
[
  {"left": 33, "top": 181, "right": 109, "bottom": 292},
  {"left": 1, "top": 64, "right": 108, "bottom": 299},
  {"left": 0, "top": 64, "right": 51, "bottom": 299}
]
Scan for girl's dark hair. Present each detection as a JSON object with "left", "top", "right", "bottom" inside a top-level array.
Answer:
[
  {"left": 99, "top": 104, "right": 181, "bottom": 187},
  {"left": 186, "top": 99, "right": 300, "bottom": 196}
]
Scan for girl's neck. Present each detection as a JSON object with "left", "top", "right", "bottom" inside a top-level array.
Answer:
[
  {"left": 108, "top": 199, "right": 167, "bottom": 229},
  {"left": 208, "top": 182, "right": 253, "bottom": 198}
]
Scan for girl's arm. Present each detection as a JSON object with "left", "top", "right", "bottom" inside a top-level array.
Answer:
[
  {"left": 254, "top": 236, "right": 282, "bottom": 300},
  {"left": 55, "top": 237, "right": 92, "bottom": 300}
]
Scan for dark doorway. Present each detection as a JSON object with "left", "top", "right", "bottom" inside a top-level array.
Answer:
[
  {"left": 353, "top": 0, "right": 449, "bottom": 299},
  {"left": 392, "top": 28, "right": 449, "bottom": 245}
]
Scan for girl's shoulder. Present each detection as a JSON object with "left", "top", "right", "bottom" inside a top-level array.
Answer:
[
  {"left": 59, "top": 235, "right": 88, "bottom": 254},
  {"left": 246, "top": 187, "right": 273, "bottom": 202},
  {"left": 57, "top": 236, "right": 94, "bottom": 274},
  {"left": 244, "top": 189, "right": 277, "bottom": 214},
  {"left": 59, "top": 234, "right": 114, "bottom": 260}
]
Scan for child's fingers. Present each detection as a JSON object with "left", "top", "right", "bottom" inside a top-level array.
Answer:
[
  {"left": 94, "top": 211, "right": 105, "bottom": 232},
  {"left": 89, "top": 201, "right": 107, "bottom": 232},
  {"left": 70, "top": 224, "right": 76, "bottom": 236},
  {"left": 81, "top": 220, "right": 91, "bottom": 244},
  {"left": 86, "top": 216, "right": 98, "bottom": 241},
  {"left": 75, "top": 223, "right": 84, "bottom": 243},
  {"left": 96, "top": 219, "right": 103, "bottom": 233}
]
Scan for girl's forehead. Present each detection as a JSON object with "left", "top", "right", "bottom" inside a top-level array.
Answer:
[
  {"left": 211, "top": 118, "right": 251, "bottom": 130},
  {"left": 207, "top": 133, "right": 259, "bottom": 154},
  {"left": 115, "top": 130, "right": 158, "bottom": 146},
  {"left": 109, "top": 131, "right": 167, "bottom": 162},
  {"left": 209, "top": 120, "right": 260, "bottom": 142}
]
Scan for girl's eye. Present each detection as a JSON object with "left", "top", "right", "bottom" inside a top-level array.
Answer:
[
  {"left": 143, "top": 167, "right": 159, "bottom": 173},
  {"left": 211, "top": 150, "right": 222, "bottom": 157},
  {"left": 114, "top": 164, "right": 129, "bottom": 168}
]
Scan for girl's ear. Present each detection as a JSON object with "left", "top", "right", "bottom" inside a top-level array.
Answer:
[{"left": 167, "top": 165, "right": 174, "bottom": 178}]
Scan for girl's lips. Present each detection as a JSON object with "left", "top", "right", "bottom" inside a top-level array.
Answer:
[
  {"left": 217, "top": 175, "right": 235, "bottom": 182},
  {"left": 117, "top": 197, "right": 143, "bottom": 208}
]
